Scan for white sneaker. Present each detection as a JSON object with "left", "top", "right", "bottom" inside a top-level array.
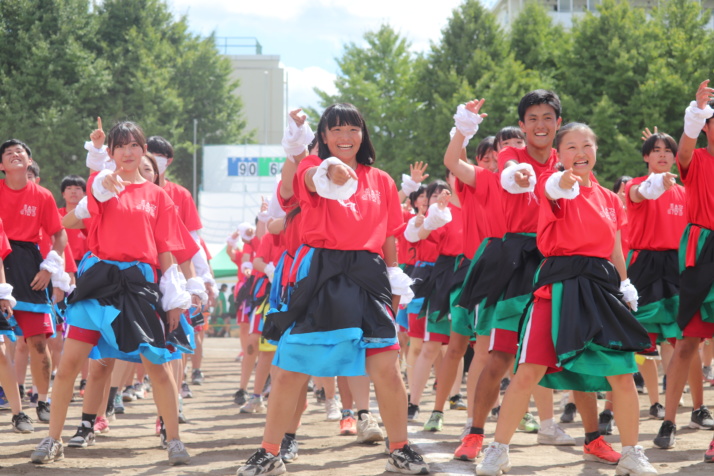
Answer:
[
  {"left": 325, "top": 398, "right": 341, "bottom": 421},
  {"left": 537, "top": 420, "right": 576, "bottom": 445},
  {"left": 355, "top": 412, "right": 384, "bottom": 444},
  {"left": 460, "top": 418, "right": 473, "bottom": 440},
  {"left": 615, "top": 445, "right": 657, "bottom": 476},
  {"left": 476, "top": 442, "right": 511, "bottom": 476},
  {"left": 240, "top": 395, "right": 265, "bottom": 414}
]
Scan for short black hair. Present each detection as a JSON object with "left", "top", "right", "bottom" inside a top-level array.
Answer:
[
  {"left": 425, "top": 180, "right": 450, "bottom": 203},
  {"left": 642, "top": 132, "right": 677, "bottom": 157},
  {"left": 475, "top": 136, "right": 496, "bottom": 161},
  {"left": 408, "top": 186, "right": 426, "bottom": 214},
  {"left": 0, "top": 139, "right": 32, "bottom": 158},
  {"left": 27, "top": 162, "right": 40, "bottom": 178},
  {"left": 494, "top": 127, "right": 525, "bottom": 150},
  {"left": 61, "top": 174, "right": 87, "bottom": 193},
  {"left": 316, "top": 103, "right": 375, "bottom": 166},
  {"left": 612, "top": 175, "right": 632, "bottom": 194},
  {"left": 517, "top": 90, "right": 562, "bottom": 122},
  {"left": 108, "top": 121, "right": 146, "bottom": 153},
  {"left": 147, "top": 136, "right": 174, "bottom": 159}
]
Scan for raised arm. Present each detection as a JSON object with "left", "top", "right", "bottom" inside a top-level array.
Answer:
[{"left": 678, "top": 80, "right": 714, "bottom": 171}]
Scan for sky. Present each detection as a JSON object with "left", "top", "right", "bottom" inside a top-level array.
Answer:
[{"left": 167, "top": 0, "right": 481, "bottom": 112}]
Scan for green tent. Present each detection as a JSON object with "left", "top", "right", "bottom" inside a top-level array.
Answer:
[{"left": 209, "top": 245, "right": 238, "bottom": 278}]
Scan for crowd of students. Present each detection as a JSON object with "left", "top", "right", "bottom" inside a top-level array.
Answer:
[{"left": 0, "top": 80, "right": 713, "bottom": 476}]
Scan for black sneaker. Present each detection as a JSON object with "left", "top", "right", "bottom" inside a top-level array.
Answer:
[
  {"left": 653, "top": 420, "right": 676, "bottom": 449},
  {"left": 36, "top": 401, "right": 50, "bottom": 423},
  {"left": 560, "top": 403, "right": 577, "bottom": 423},
  {"left": 314, "top": 388, "right": 325, "bottom": 403},
  {"left": 280, "top": 435, "right": 298, "bottom": 463},
  {"left": 68, "top": 423, "right": 96, "bottom": 448},
  {"left": 234, "top": 389, "right": 247, "bottom": 406},
  {"left": 386, "top": 444, "right": 429, "bottom": 475},
  {"left": 490, "top": 405, "right": 501, "bottom": 421},
  {"left": 649, "top": 402, "right": 665, "bottom": 420},
  {"left": 598, "top": 409, "right": 614, "bottom": 436},
  {"left": 11, "top": 412, "right": 34, "bottom": 433},
  {"left": 500, "top": 378, "right": 510, "bottom": 392},
  {"left": 633, "top": 372, "right": 645, "bottom": 394},
  {"left": 691, "top": 406, "right": 714, "bottom": 429},
  {"left": 407, "top": 403, "right": 420, "bottom": 421},
  {"left": 236, "top": 448, "right": 286, "bottom": 476}
]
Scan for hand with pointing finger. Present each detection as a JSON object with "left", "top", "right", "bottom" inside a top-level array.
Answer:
[
  {"left": 663, "top": 172, "right": 677, "bottom": 191},
  {"left": 514, "top": 168, "right": 533, "bottom": 189},
  {"left": 559, "top": 168, "right": 582, "bottom": 189},
  {"left": 289, "top": 109, "right": 307, "bottom": 128},
  {"left": 327, "top": 163, "right": 358, "bottom": 186},
  {"left": 102, "top": 170, "right": 131, "bottom": 195},
  {"left": 90, "top": 117, "right": 105, "bottom": 149}
]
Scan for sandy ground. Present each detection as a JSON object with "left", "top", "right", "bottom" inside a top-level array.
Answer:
[{"left": 1, "top": 337, "right": 714, "bottom": 475}]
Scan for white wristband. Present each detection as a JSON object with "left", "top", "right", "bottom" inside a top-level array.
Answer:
[
  {"left": 501, "top": 162, "right": 536, "bottom": 194},
  {"left": 0, "top": 283, "right": 17, "bottom": 308},
  {"left": 257, "top": 209, "right": 270, "bottom": 223},
  {"left": 84, "top": 141, "right": 114, "bottom": 171},
  {"left": 92, "top": 168, "right": 122, "bottom": 203},
  {"left": 236, "top": 222, "right": 255, "bottom": 242},
  {"left": 423, "top": 203, "right": 452, "bottom": 231},
  {"left": 74, "top": 196, "right": 91, "bottom": 219},
  {"left": 313, "top": 157, "right": 358, "bottom": 200},
  {"left": 620, "top": 278, "right": 639, "bottom": 312},
  {"left": 684, "top": 100, "right": 714, "bottom": 139},
  {"left": 52, "top": 272, "right": 72, "bottom": 293},
  {"left": 404, "top": 216, "right": 422, "bottom": 243},
  {"left": 387, "top": 266, "right": 414, "bottom": 305},
  {"left": 186, "top": 276, "right": 208, "bottom": 305},
  {"left": 264, "top": 263, "right": 276, "bottom": 283},
  {"left": 449, "top": 127, "right": 470, "bottom": 149},
  {"left": 401, "top": 174, "right": 420, "bottom": 196},
  {"left": 40, "top": 250, "right": 64, "bottom": 276},
  {"left": 545, "top": 171, "right": 580, "bottom": 200},
  {"left": 281, "top": 115, "right": 315, "bottom": 157},
  {"left": 453, "top": 104, "right": 483, "bottom": 139},
  {"left": 241, "top": 262, "right": 253, "bottom": 272},
  {"left": 267, "top": 187, "right": 287, "bottom": 219},
  {"left": 226, "top": 235, "right": 239, "bottom": 248},
  {"left": 159, "top": 264, "right": 191, "bottom": 311},
  {"left": 637, "top": 173, "right": 667, "bottom": 200}
]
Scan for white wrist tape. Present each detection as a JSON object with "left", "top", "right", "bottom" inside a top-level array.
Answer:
[
  {"left": 637, "top": 173, "right": 667, "bottom": 200},
  {"left": 264, "top": 263, "right": 276, "bottom": 283},
  {"left": 241, "top": 261, "right": 253, "bottom": 272},
  {"left": 236, "top": 222, "right": 255, "bottom": 242},
  {"left": 401, "top": 174, "right": 420, "bottom": 196},
  {"left": 313, "top": 157, "right": 358, "bottom": 200},
  {"left": 205, "top": 277, "right": 218, "bottom": 298},
  {"left": 159, "top": 264, "right": 191, "bottom": 311},
  {"left": 683, "top": 100, "right": 714, "bottom": 139},
  {"left": 257, "top": 209, "right": 270, "bottom": 223},
  {"left": 40, "top": 251, "right": 64, "bottom": 276},
  {"left": 74, "top": 196, "right": 90, "bottom": 219},
  {"left": 84, "top": 141, "right": 114, "bottom": 171},
  {"left": 186, "top": 276, "right": 208, "bottom": 305},
  {"left": 268, "top": 186, "right": 287, "bottom": 219},
  {"left": 620, "top": 279, "right": 639, "bottom": 312},
  {"left": 501, "top": 162, "right": 536, "bottom": 194},
  {"left": 92, "top": 168, "right": 122, "bottom": 203},
  {"left": 449, "top": 127, "right": 470, "bottom": 149},
  {"left": 0, "top": 283, "right": 17, "bottom": 308},
  {"left": 453, "top": 104, "right": 483, "bottom": 139},
  {"left": 387, "top": 266, "right": 414, "bottom": 305},
  {"left": 52, "top": 272, "right": 72, "bottom": 293},
  {"left": 545, "top": 171, "right": 580, "bottom": 200},
  {"left": 226, "top": 235, "right": 239, "bottom": 248},
  {"left": 423, "top": 203, "right": 452, "bottom": 231},
  {"left": 281, "top": 115, "right": 315, "bottom": 157},
  {"left": 404, "top": 216, "right": 422, "bottom": 243}
]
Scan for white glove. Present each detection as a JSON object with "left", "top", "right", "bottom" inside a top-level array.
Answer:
[
  {"left": 387, "top": 267, "right": 414, "bottom": 305},
  {"left": 423, "top": 203, "right": 452, "bottom": 231},
  {"left": 74, "top": 196, "right": 91, "bottom": 219},
  {"left": 84, "top": 141, "right": 114, "bottom": 171},
  {"left": 313, "top": 157, "right": 358, "bottom": 200},
  {"left": 264, "top": 263, "right": 276, "bottom": 283},
  {"left": 236, "top": 222, "right": 255, "bottom": 242},
  {"left": 267, "top": 185, "right": 286, "bottom": 220},
  {"left": 52, "top": 272, "right": 72, "bottom": 293},
  {"left": 226, "top": 234, "right": 239, "bottom": 248},
  {"left": 92, "top": 168, "right": 123, "bottom": 203},
  {"left": 257, "top": 208, "right": 271, "bottom": 223},
  {"left": 637, "top": 173, "right": 668, "bottom": 200},
  {"left": 159, "top": 264, "right": 191, "bottom": 311},
  {"left": 684, "top": 100, "right": 714, "bottom": 139},
  {"left": 40, "top": 251, "right": 64, "bottom": 275},
  {"left": 453, "top": 104, "right": 484, "bottom": 139},
  {"left": 620, "top": 279, "right": 639, "bottom": 312},
  {"left": 241, "top": 262, "right": 253, "bottom": 273},
  {"left": 545, "top": 171, "right": 580, "bottom": 200},
  {"left": 404, "top": 216, "right": 422, "bottom": 243},
  {"left": 501, "top": 162, "right": 536, "bottom": 194},
  {"left": 281, "top": 114, "right": 315, "bottom": 157},
  {"left": 0, "top": 283, "right": 17, "bottom": 308},
  {"left": 186, "top": 276, "right": 208, "bottom": 305},
  {"left": 401, "top": 174, "right": 420, "bottom": 196}
]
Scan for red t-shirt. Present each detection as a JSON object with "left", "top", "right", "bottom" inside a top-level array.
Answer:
[
  {"left": 276, "top": 191, "right": 303, "bottom": 256},
  {"left": 163, "top": 180, "right": 202, "bottom": 232},
  {"left": 0, "top": 219, "right": 11, "bottom": 260},
  {"left": 414, "top": 236, "right": 439, "bottom": 263},
  {"left": 625, "top": 176, "right": 687, "bottom": 251},
  {"left": 59, "top": 207, "right": 89, "bottom": 262},
  {"left": 0, "top": 180, "right": 63, "bottom": 243},
  {"left": 678, "top": 148, "right": 714, "bottom": 230},
  {"left": 295, "top": 155, "right": 402, "bottom": 256},
  {"left": 498, "top": 147, "right": 559, "bottom": 234},
  {"left": 455, "top": 166, "right": 506, "bottom": 259},
  {"left": 427, "top": 203, "right": 464, "bottom": 257},
  {"left": 256, "top": 232, "right": 284, "bottom": 264},
  {"left": 396, "top": 210, "right": 417, "bottom": 266},
  {"left": 536, "top": 172, "right": 624, "bottom": 259},
  {"left": 86, "top": 176, "right": 188, "bottom": 269}
]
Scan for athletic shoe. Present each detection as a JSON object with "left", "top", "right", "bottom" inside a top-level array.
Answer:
[
  {"left": 633, "top": 372, "right": 645, "bottom": 394},
  {"left": 704, "top": 440, "right": 714, "bottom": 462},
  {"left": 703, "top": 365, "right": 712, "bottom": 382},
  {"left": 449, "top": 394, "right": 467, "bottom": 411},
  {"left": 649, "top": 402, "right": 665, "bottom": 420},
  {"left": 122, "top": 385, "right": 137, "bottom": 402},
  {"left": 325, "top": 397, "right": 341, "bottom": 421},
  {"left": 454, "top": 433, "right": 483, "bottom": 461},
  {"left": 78, "top": 379, "right": 87, "bottom": 397},
  {"left": 234, "top": 388, "right": 248, "bottom": 406},
  {"left": 94, "top": 416, "right": 109, "bottom": 434},
  {"left": 191, "top": 369, "right": 204, "bottom": 386},
  {"left": 36, "top": 401, "right": 51, "bottom": 423},
  {"left": 460, "top": 418, "right": 473, "bottom": 441},
  {"left": 499, "top": 378, "right": 510, "bottom": 393},
  {"left": 280, "top": 435, "right": 298, "bottom": 463},
  {"left": 488, "top": 405, "right": 500, "bottom": 422},
  {"left": 560, "top": 402, "right": 577, "bottom": 423},
  {"left": 159, "top": 420, "right": 168, "bottom": 449},
  {"left": 68, "top": 422, "right": 96, "bottom": 448},
  {"left": 599, "top": 409, "right": 614, "bottom": 436},
  {"left": 181, "top": 382, "right": 193, "bottom": 399},
  {"left": 11, "top": 412, "right": 34, "bottom": 433},
  {"left": 236, "top": 448, "right": 286, "bottom": 476},
  {"left": 596, "top": 391, "right": 606, "bottom": 400},
  {"left": 340, "top": 415, "right": 357, "bottom": 436},
  {"left": 583, "top": 436, "right": 620, "bottom": 464},
  {"left": 517, "top": 413, "right": 540, "bottom": 433},
  {"left": 616, "top": 445, "right": 657, "bottom": 476},
  {"left": 241, "top": 395, "right": 265, "bottom": 414},
  {"left": 356, "top": 412, "right": 384, "bottom": 444},
  {"left": 476, "top": 442, "right": 511, "bottom": 476},
  {"left": 538, "top": 421, "right": 575, "bottom": 445},
  {"left": 314, "top": 387, "right": 325, "bottom": 403},
  {"left": 407, "top": 403, "right": 420, "bottom": 421},
  {"left": 385, "top": 444, "right": 429, "bottom": 475},
  {"left": 167, "top": 439, "right": 190, "bottom": 465},
  {"left": 178, "top": 410, "right": 188, "bottom": 424},
  {"left": 29, "top": 393, "right": 38, "bottom": 408},
  {"left": 653, "top": 420, "right": 676, "bottom": 449},
  {"left": 133, "top": 382, "right": 145, "bottom": 399},
  {"left": 114, "top": 394, "right": 125, "bottom": 414},
  {"left": 30, "top": 437, "right": 64, "bottom": 464},
  {"left": 423, "top": 411, "right": 444, "bottom": 432},
  {"left": 690, "top": 405, "right": 714, "bottom": 429},
  {"left": 155, "top": 416, "right": 162, "bottom": 436}
]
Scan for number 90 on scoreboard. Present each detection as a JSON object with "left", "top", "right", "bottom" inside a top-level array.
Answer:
[{"left": 227, "top": 157, "right": 285, "bottom": 177}]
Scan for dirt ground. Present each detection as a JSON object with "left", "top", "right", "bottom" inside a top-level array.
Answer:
[{"left": 2, "top": 337, "right": 714, "bottom": 475}]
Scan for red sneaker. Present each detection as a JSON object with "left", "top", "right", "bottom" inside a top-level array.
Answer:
[
  {"left": 704, "top": 440, "right": 714, "bottom": 462},
  {"left": 454, "top": 433, "right": 483, "bottom": 461},
  {"left": 340, "top": 416, "right": 357, "bottom": 436},
  {"left": 583, "top": 436, "right": 620, "bottom": 464},
  {"left": 93, "top": 416, "right": 110, "bottom": 434}
]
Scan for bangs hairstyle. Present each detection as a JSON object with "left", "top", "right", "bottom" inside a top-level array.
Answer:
[
  {"left": 147, "top": 136, "right": 174, "bottom": 159},
  {"left": 517, "top": 89, "right": 562, "bottom": 122},
  {"left": 142, "top": 152, "right": 160, "bottom": 184},
  {"left": 613, "top": 175, "right": 632, "bottom": 194},
  {"left": 425, "top": 180, "right": 450, "bottom": 202},
  {"left": 475, "top": 136, "right": 496, "bottom": 161},
  {"left": 642, "top": 132, "right": 677, "bottom": 157},
  {"left": 27, "top": 162, "right": 40, "bottom": 178},
  {"left": 554, "top": 122, "right": 598, "bottom": 151},
  {"left": 408, "top": 186, "right": 426, "bottom": 213},
  {"left": 107, "top": 121, "right": 146, "bottom": 153},
  {"left": 316, "top": 103, "right": 375, "bottom": 165},
  {"left": 61, "top": 174, "right": 86, "bottom": 193},
  {"left": 494, "top": 127, "right": 525, "bottom": 150},
  {"left": 0, "top": 139, "right": 32, "bottom": 158}
]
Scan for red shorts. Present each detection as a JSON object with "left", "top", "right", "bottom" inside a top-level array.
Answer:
[
  {"left": 641, "top": 332, "right": 677, "bottom": 354},
  {"left": 424, "top": 328, "right": 449, "bottom": 344},
  {"left": 366, "top": 343, "right": 400, "bottom": 358},
  {"left": 489, "top": 328, "right": 519, "bottom": 356},
  {"left": 14, "top": 311, "right": 53, "bottom": 339},
  {"left": 682, "top": 311, "right": 714, "bottom": 339},
  {"left": 407, "top": 313, "right": 425, "bottom": 340},
  {"left": 55, "top": 323, "right": 65, "bottom": 334},
  {"left": 517, "top": 297, "right": 558, "bottom": 368},
  {"left": 194, "top": 325, "right": 204, "bottom": 333},
  {"left": 67, "top": 326, "right": 101, "bottom": 346},
  {"left": 236, "top": 304, "right": 250, "bottom": 324},
  {"left": 249, "top": 310, "right": 262, "bottom": 335},
  {"left": 398, "top": 325, "right": 408, "bottom": 333}
]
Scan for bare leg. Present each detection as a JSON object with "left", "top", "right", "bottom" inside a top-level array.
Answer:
[
  {"left": 48, "top": 339, "right": 94, "bottom": 439},
  {"left": 347, "top": 375, "right": 371, "bottom": 410},
  {"left": 573, "top": 391, "right": 598, "bottom": 433},
  {"left": 251, "top": 351, "right": 275, "bottom": 395},
  {"left": 466, "top": 337, "right": 490, "bottom": 414},
  {"left": 368, "top": 350, "right": 408, "bottom": 443},
  {"left": 493, "top": 363, "right": 547, "bottom": 444},
  {"left": 26, "top": 335, "right": 51, "bottom": 398},
  {"left": 470, "top": 351, "right": 514, "bottom": 428},
  {"left": 406, "top": 336, "right": 422, "bottom": 395},
  {"left": 143, "top": 358, "right": 180, "bottom": 440},
  {"left": 638, "top": 359, "right": 660, "bottom": 406},
  {"left": 0, "top": 346, "right": 23, "bottom": 414},
  {"left": 434, "top": 332, "right": 469, "bottom": 412},
  {"left": 14, "top": 338, "right": 29, "bottom": 390},
  {"left": 409, "top": 340, "right": 442, "bottom": 406},
  {"left": 663, "top": 336, "right": 699, "bottom": 422},
  {"left": 239, "top": 334, "right": 260, "bottom": 391},
  {"left": 262, "top": 367, "right": 310, "bottom": 444},
  {"left": 608, "top": 373, "right": 640, "bottom": 446}
]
